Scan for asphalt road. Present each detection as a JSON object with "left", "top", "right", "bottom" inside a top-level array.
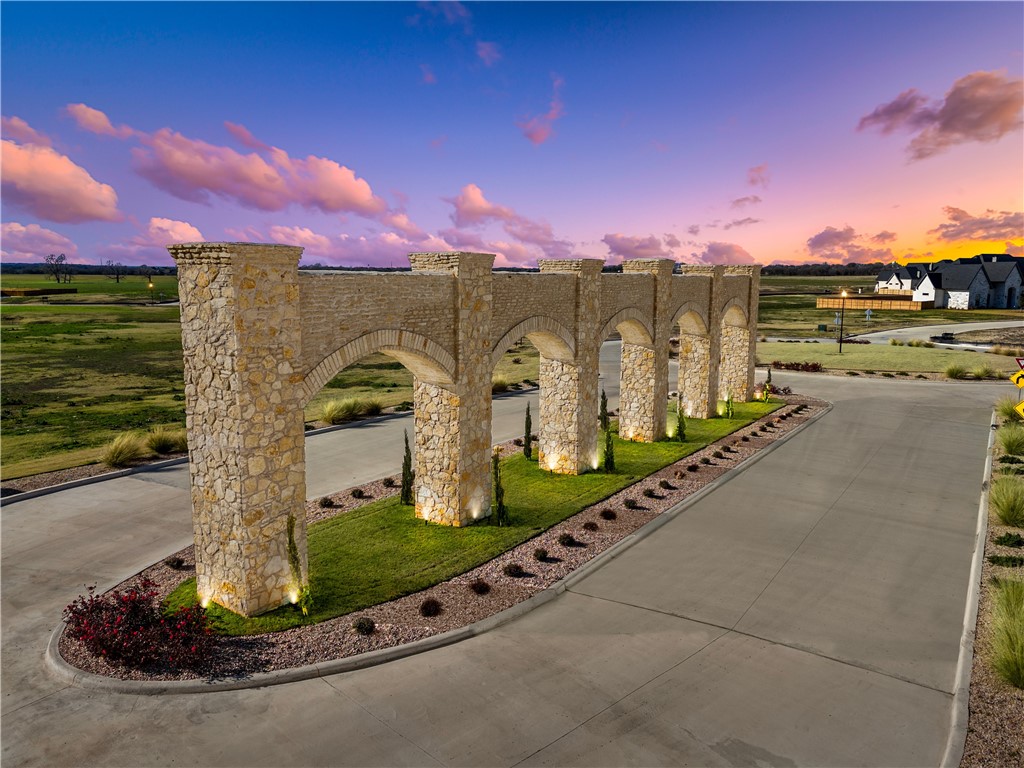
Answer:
[{"left": 1, "top": 365, "right": 1004, "bottom": 767}]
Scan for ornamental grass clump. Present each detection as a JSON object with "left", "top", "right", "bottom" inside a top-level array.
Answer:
[
  {"left": 971, "top": 365, "right": 999, "bottom": 381},
  {"left": 990, "top": 476, "right": 1024, "bottom": 527},
  {"left": 63, "top": 580, "right": 212, "bottom": 671},
  {"left": 990, "top": 578, "right": 1024, "bottom": 689},
  {"left": 997, "top": 424, "right": 1024, "bottom": 456},
  {"left": 503, "top": 562, "right": 526, "bottom": 577},
  {"left": 944, "top": 364, "right": 969, "bottom": 380},
  {"left": 101, "top": 432, "right": 148, "bottom": 468},
  {"left": 997, "top": 396, "right": 1024, "bottom": 424},
  {"left": 146, "top": 427, "right": 188, "bottom": 455},
  {"left": 533, "top": 547, "right": 549, "bottom": 561},
  {"left": 319, "top": 398, "right": 362, "bottom": 424}
]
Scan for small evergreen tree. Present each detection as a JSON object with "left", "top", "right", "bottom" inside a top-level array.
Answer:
[
  {"left": 400, "top": 429, "right": 414, "bottom": 506},
  {"left": 599, "top": 389, "right": 609, "bottom": 430},
  {"left": 604, "top": 427, "right": 615, "bottom": 472},
  {"left": 676, "top": 408, "right": 686, "bottom": 442},
  {"left": 492, "top": 448, "right": 508, "bottom": 526},
  {"left": 524, "top": 403, "right": 532, "bottom": 460}
]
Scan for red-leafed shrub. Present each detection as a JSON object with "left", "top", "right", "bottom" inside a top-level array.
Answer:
[{"left": 63, "top": 580, "right": 212, "bottom": 670}]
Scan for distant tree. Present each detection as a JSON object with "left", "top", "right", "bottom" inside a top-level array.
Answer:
[
  {"left": 44, "top": 253, "right": 68, "bottom": 283},
  {"left": 400, "top": 430, "right": 414, "bottom": 506},
  {"left": 104, "top": 260, "right": 129, "bottom": 283},
  {"left": 523, "top": 403, "right": 532, "bottom": 460}
]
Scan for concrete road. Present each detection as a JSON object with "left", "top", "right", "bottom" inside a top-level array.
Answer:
[
  {"left": 854, "top": 319, "right": 1022, "bottom": 347},
  {"left": 1, "top": 371, "right": 1000, "bottom": 767}
]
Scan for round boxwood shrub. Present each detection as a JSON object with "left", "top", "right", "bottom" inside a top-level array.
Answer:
[
  {"left": 599, "top": 508, "right": 617, "bottom": 521},
  {"left": 583, "top": 521, "right": 599, "bottom": 532},
  {"left": 420, "top": 598, "right": 442, "bottom": 617},
  {"left": 534, "top": 547, "right": 549, "bottom": 561},
  {"left": 469, "top": 578, "right": 491, "bottom": 595},
  {"left": 353, "top": 616, "right": 376, "bottom": 635},
  {"left": 558, "top": 532, "right": 577, "bottom": 547},
  {"left": 318, "top": 496, "right": 335, "bottom": 508},
  {"left": 624, "top": 498, "right": 640, "bottom": 509},
  {"left": 503, "top": 562, "right": 526, "bottom": 578}
]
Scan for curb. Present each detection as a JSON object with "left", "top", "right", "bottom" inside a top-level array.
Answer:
[
  {"left": 45, "top": 400, "right": 832, "bottom": 696},
  {"left": 940, "top": 411, "right": 995, "bottom": 768},
  {"left": 1, "top": 456, "right": 190, "bottom": 507}
]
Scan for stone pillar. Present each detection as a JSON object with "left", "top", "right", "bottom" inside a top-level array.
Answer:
[
  {"left": 536, "top": 259, "right": 603, "bottom": 473},
  {"left": 168, "top": 243, "right": 307, "bottom": 617},
  {"left": 675, "top": 266, "right": 716, "bottom": 421},
  {"left": 620, "top": 259, "right": 675, "bottom": 441},
  {"left": 409, "top": 252, "right": 494, "bottom": 524},
  {"left": 717, "top": 266, "right": 760, "bottom": 402},
  {"left": 706, "top": 266, "right": 726, "bottom": 415}
]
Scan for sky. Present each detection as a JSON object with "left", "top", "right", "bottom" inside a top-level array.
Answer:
[{"left": 2, "top": 1, "right": 1022, "bottom": 269}]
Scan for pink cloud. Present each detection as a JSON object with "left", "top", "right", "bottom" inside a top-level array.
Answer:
[
  {"left": 65, "top": 103, "right": 135, "bottom": 139},
  {"left": 723, "top": 217, "right": 761, "bottom": 230},
  {"left": 224, "top": 121, "right": 271, "bottom": 152},
  {"left": 0, "top": 222, "right": 78, "bottom": 261},
  {"left": 872, "top": 230, "right": 898, "bottom": 243},
  {"left": 730, "top": 195, "right": 762, "bottom": 209},
  {"left": 418, "top": 1, "right": 472, "bottom": 33},
  {"left": 1006, "top": 241, "right": 1024, "bottom": 257},
  {"left": 381, "top": 211, "right": 427, "bottom": 240},
  {"left": 1, "top": 116, "right": 52, "bottom": 147},
  {"left": 858, "top": 70, "right": 1024, "bottom": 160},
  {"left": 806, "top": 225, "right": 893, "bottom": 264},
  {"left": 602, "top": 233, "right": 673, "bottom": 261},
  {"left": 476, "top": 41, "right": 501, "bottom": 67},
  {"left": 517, "top": 76, "right": 565, "bottom": 145},
  {"left": 747, "top": 164, "right": 770, "bottom": 189},
  {"left": 928, "top": 206, "right": 1023, "bottom": 242},
  {"left": 445, "top": 183, "right": 573, "bottom": 259},
  {"left": 420, "top": 63, "right": 437, "bottom": 85},
  {"left": 1, "top": 140, "right": 122, "bottom": 223},
  {"left": 696, "top": 242, "right": 756, "bottom": 265},
  {"left": 99, "top": 217, "right": 204, "bottom": 266}
]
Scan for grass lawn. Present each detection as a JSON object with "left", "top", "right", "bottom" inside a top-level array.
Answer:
[
  {"left": 165, "top": 400, "right": 781, "bottom": 635},
  {"left": 1, "top": 273, "right": 179, "bottom": 303},
  {"left": 756, "top": 341, "right": 1020, "bottom": 374}
]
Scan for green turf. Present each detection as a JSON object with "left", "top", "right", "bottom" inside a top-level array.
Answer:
[
  {"left": 756, "top": 340, "right": 1019, "bottom": 374},
  {"left": 1, "top": 273, "right": 179, "bottom": 303},
  {"left": 164, "top": 400, "right": 781, "bottom": 635}
]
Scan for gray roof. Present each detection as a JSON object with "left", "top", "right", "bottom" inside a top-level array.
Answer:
[{"left": 930, "top": 264, "right": 983, "bottom": 292}]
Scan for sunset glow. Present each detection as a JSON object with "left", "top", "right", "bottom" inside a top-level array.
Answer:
[{"left": 1, "top": 2, "right": 1021, "bottom": 268}]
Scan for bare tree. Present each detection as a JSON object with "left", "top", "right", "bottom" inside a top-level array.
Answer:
[
  {"left": 44, "top": 253, "right": 68, "bottom": 283},
  {"left": 104, "top": 260, "right": 129, "bottom": 283}
]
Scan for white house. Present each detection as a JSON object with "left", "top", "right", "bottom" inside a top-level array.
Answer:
[{"left": 874, "top": 254, "right": 1023, "bottom": 309}]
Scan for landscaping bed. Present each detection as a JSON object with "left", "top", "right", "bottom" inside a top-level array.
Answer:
[{"left": 57, "top": 395, "right": 824, "bottom": 683}]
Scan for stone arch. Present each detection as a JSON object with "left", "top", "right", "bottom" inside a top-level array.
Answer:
[
  {"left": 721, "top": 300, "right": 748, "bottom": 327},
  {"left": 301, "top": 330, "right": 456, "bottom": 406},
  {"left": 490, "top": 316, "right": 575, "bottom": 369},
  {"left": 674, "top": 307, "right": 712, "bottom": 419},
  {"left": 718, "top": 302, "right": 751, "bottom": 401},
  {"left": 598, "top": 307, "right": 654, "bottom": 347}
]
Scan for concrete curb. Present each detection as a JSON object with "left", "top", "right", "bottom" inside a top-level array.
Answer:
[
  {"left": 45, "top": 400, "right": 832, "bottom": 696},
  {"left": 1, "top": 456, "right": 190, "bottom": 507},
  {"left": 940, "top": 411, "right": 996, "bottom": 768}
]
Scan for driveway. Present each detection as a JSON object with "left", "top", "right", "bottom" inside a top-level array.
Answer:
[{"left": 1, "top": 372, "right": 998, "bottom": 767}]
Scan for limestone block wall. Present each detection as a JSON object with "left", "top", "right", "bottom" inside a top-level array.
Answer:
[{"left": 169, "top": 244, "right": 758, "bottom": 616}]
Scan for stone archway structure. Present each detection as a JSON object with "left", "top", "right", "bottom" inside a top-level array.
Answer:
[{"left": 169, "top": 244, "right": 759, "bottom": 616}]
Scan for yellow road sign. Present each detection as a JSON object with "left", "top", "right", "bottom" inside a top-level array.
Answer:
[
  {"left": 1015, "top": 400, "right": 1024, "bottom": 420},
  {"left": 1012, "top": 370, "right": 1024, "bottom": 388}
]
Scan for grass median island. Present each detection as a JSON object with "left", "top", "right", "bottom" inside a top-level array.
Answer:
[
  {"left": 756, "top": 341, "right": 1018, "bottom": 374},
  {"left": 164, "top": 400, "right": 781, "bottom": 635}
]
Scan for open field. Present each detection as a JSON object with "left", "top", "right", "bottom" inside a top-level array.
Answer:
[
  {"left": 756, "top": 340, "right": 1020, "bottom": 374},
  {"left": 0, "top": 304, "right": 540, "bottom": 479},
  {"left": 1, "top": 273, "right": 179, "bottom": 303},
  {"left": 165, "top": 401, "right": 780, "bottom": 635},
  {"left": 759, "top": 275, "right": 876, "bottom": 293}
]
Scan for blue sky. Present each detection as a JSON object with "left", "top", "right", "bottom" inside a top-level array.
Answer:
[{"left": 2, "top": 1, "right": 1022, "bottom": 267}]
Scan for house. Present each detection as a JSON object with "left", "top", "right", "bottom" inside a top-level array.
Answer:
[{"left": 873, "top": 254, "right": 1023, "bottom": 309}]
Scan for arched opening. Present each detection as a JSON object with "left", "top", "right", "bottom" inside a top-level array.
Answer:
[
  {"left": 491, "top": 318, "right": 583, "bottom": 474},
  {"left": 598, "top": 311, "right": 661, "bottom": 443},
  {"left": 300, "top": 331, "right": 466, "bottom": 525},
  {"left": 718, "top": 303, "right": 751, "bottom": 402},
  {"left": 674, "top": 308, "right": 712, "bottom": 419}
]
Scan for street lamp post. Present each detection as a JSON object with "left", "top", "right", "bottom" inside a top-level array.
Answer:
[
  {"left": 838, "top": 290, "right": 848, "bottom": 353},
  {"left": 148, "top": 281, "right": 155, "bottom": 303}
]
